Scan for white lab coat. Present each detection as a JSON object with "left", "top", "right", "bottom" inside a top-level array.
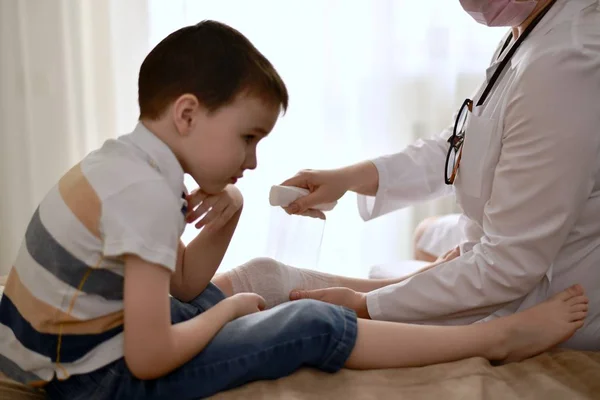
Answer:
[{"left": 359, "top": 0, "right": 600, "bottom": 350}]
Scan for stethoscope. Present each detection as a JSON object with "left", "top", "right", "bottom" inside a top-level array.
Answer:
[
  {"left": 477, "top": 0, "right": 559, "bottom": 107},
  {"left": 444, "top": 0, "right": 558, "bottom": 185}
]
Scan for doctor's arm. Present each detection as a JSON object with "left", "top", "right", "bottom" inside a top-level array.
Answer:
[
  {"left": 283, "top": 122, "right": 455, "bottom": 217},
  {"left": 356, "top": 129, "right": 454, "bottom": 220},
  {"left": 365, "top": 53, "right": 600, "bottom": 323}
]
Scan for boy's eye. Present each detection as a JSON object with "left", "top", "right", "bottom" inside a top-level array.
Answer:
[{"left": 243, "top": 135, "right": 255, "bottom": 143}]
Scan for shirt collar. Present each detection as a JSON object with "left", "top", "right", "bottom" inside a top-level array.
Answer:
[
  {"left": 122, "top": 122, "right": 186, "bottom": 197},
  {"left": 486, "top": 0, "right": 597, "bottom": 81},
  {"left": 513, "top": 0, "right": 597, "bottom": 62}
]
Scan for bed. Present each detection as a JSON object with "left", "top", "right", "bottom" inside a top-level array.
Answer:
[
  {"left": 1, "top": 275, "right": 599, "bottom": 400},
  {"left": 212, "top": 350, "right": 600, "bottom": 399},
  {"left": 1, "top": 349, "right": 598, "bottom": 400},
  {"left": 0, "top": 262, "right": 600, "bottom": 400}
]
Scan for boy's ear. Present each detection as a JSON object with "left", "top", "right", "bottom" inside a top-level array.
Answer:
[{"left": 172, "top": 94, "right": 202, "bottom": 136}]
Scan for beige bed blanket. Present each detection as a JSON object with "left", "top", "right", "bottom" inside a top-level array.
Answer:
[
  {"left": 0, "top": 346, "right": 598, "bottom": 400},
  {"left": 1, "top": 274, "right": 599, "bottom": 399},
  {"left": 2, "top": 350, "right": 598, "bottom": 399},
  {"left": 210, "top": 350, "right": 600, "bottom": 400}
]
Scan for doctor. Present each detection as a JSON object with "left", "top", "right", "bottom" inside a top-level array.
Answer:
[{"left": 281, "top": 0, "right": 600, "bottom": 350}]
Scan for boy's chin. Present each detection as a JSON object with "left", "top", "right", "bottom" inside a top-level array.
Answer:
[
  {"left": 189, "top": 175, "right": 228, "bottom": 194},
  {"left": 199, "top": 182, "right": 229, "bottom": 195}
]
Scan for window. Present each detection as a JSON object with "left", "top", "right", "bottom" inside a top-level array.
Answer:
[{"left": 148, "top": 1, "right": 504, "bottom": 277}]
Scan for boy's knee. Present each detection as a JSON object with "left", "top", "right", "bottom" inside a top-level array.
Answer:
[
  {"left": 225, "top": 257, "right": 287, "bottom": 302},
  {"left": 280, "top": 299, "right": 343, "bottom": 331},
  {"left": 235, "top": 257, "right": 286, "bottom": 280},
  {"left": 242, "top": 257, "right": 281, "bottom": 270}
]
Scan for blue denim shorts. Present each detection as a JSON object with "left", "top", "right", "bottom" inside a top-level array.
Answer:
[{"left": 45, "top": 283, "right": 358, "bottom": 399}]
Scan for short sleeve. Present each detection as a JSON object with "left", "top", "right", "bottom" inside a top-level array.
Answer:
[{"left": 100, "top": 179, "right": 185, "bottom": 271}]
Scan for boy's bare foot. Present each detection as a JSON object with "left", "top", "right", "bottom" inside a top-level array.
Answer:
[{"left": 486, "top": 284, "right": 588, "bottom": 363}]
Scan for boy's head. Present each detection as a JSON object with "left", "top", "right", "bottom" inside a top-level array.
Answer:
[{"left": 138, "top": 20, "right": 288, "bottom": 194}]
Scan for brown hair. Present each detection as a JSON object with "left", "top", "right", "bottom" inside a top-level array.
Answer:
[{"left": 138, "top": 20, "right": 288, "bottom": 119}]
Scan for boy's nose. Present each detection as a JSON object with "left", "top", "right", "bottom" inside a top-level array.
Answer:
[{"left": 244, "top": 153, "right": 257, "bottom": 170}]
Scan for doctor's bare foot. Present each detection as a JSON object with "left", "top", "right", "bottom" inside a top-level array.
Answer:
[{"left": 485, "top": 284, "right": 588, "bottom": 363}]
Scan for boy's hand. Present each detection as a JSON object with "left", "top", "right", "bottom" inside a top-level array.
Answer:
[
  {"left": 224, "top": 293, "right": 267, "bottom": 319},
  {"left": 186, "top": 185, "right": 243, "bottom": 232}
]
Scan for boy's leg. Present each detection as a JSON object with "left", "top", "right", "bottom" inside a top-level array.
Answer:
[
  {"left": 347, "top": 284, "right": 587, "bottom": 368},
  {"left": 45, "top": 283, "right": 232, "bottom": 400},
  {"left": 46, "top": 284, "right": 587, "bottom": 400},
  {"left": 212, "top": 257, "right": 433, "bottom": 308},
  {"left": 105, "top": 298, "right": 359, "bottom": 399},
  {"left": 212, "top": 214, "right": 468, "bottom": 302},
  {"left": 196, "top": 281, "right": 587, "bottom": 371},
  {"left": 208, "top": 276, "right": 588, "bottom": 372}
]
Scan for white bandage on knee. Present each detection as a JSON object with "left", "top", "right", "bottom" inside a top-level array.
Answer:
[{"left": 225, "top": 257, "right": 341, "bottom": 309}]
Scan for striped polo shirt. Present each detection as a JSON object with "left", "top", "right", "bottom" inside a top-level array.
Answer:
[{"left": 0, "top": 122, "right": 187, "bottom": 386}]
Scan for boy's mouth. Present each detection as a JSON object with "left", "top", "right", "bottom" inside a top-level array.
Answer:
[{"left": 230, "top": 173, "right": 243, "bottom": 184}]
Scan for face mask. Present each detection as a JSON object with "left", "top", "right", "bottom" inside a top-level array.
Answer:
[{"left": 459, "top": 0, "right": 538, "bottom": 27}]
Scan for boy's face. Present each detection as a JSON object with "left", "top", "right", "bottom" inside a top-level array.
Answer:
[{"left": 178, "top": 94, "right": 280, "bottom": 194}]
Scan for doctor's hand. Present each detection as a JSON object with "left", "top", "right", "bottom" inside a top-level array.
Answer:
[
  {"left": 280, "top": 169, "right": 350, "bottom": 218},
  {"left": 289, "top": 287, "right": 370, "bottom": 319},
  {"left": 435, "top": 246, "right": 461, "bottom": 264},
  {"left": 185, "top": 185, "right": 243, "bottom": 233}
]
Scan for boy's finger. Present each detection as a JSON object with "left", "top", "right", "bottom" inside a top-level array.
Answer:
[
  {"left": 196, "top": 201, "right": 226, "bottom": 229},
  {"left": 186, "top": 203, "right": 209, "bottom": 223},
  {"left": 186, "top": 197, "right": 216, "bottom": 223},
  {"left": 205, "top": 206, "right": 232, "bottom": 232},
  {"left": 195, "top": 208, "right": 219, "bottom": 229},
  {"left": 186, "top": 189, "right": 207, "bottom": 209},
  {"left": 195, "top": 212, "right": 214, "bottom": 229}
]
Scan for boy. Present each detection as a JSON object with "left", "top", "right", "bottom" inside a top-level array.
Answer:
[{"left": 0, "top": 20, "right": 589, "bottom": 400}]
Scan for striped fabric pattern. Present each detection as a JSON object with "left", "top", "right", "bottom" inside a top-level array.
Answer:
[
  {"left": 0, "top": 123, "right": 187, "bottom": 387},
  {"left": 0, "top": 163, "right": 125, "bottom": 385}
]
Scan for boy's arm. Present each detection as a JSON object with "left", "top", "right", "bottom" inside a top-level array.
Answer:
[
  {"left": 124, "top": 254, "right": 264, "bottom": 380},
  {"left": 170, "top": 208, "right": 242, "bottom": 301},
  {"left": 101, "top": 180, "right": 258, "bottom": 377}
]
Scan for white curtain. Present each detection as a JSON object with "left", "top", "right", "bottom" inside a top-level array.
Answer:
[
  {"left": 149, "top": 0, "right": 505, "bottom": 277},
  {"left": 0, "top": 0, "right": 149, "bottom": 275},
  {"left": 0, "top": 0, "right": 504, "bottom": 278}
]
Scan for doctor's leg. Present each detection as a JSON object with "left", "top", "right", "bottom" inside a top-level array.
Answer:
[{"left": 413, "top": 216, "right": 441, "bottom": 262}]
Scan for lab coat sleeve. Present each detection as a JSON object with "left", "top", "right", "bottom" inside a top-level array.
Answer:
[
  {"left": 366, "top": 50, "right": 600, "bottom": 323},
  {"left": 357, "top": 124, "right": 455, "bottom": 221}
]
